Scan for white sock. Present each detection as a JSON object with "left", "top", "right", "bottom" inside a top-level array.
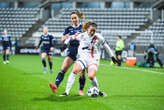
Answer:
[
  {"left": 91, "top": 77, "right": 99, "bottom": 88},
  {"left": 65, "top": 72, "right": 77, "bottom": 95}
]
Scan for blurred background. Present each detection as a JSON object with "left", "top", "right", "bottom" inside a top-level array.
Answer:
[{"left": 0, "top": 0, "right": 164, "bottom": 62}]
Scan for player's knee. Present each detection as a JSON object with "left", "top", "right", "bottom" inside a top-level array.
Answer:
[
  {"left": 88, "top": 74, "right": 94, "bottom": 80},
  {"left": 72, "top": 68, "right": 80, "bottom": 74},
  {"left": 48, "top": 58, "right": 52, "bottom": 61}
]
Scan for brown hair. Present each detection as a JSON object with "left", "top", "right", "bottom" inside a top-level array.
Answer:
[
  {"left": 71, "top": 10, "right": 85, "bottom": 19},
  {"left": 82, "top": 21, "right": 97, "bottom": 32},
  {"left": 118, "top": 35, "right": 122, "bottom": 39}
]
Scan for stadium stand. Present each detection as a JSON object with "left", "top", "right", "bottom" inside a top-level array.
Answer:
[
  {"left": 0, "top": 8, "right": 40, "bottom": 41},
  {"left": 134, "top": 19, "right": 164, "bottom": 47},
  {"left": 31, "top": 8, "right": 152, "bottom": 47}
]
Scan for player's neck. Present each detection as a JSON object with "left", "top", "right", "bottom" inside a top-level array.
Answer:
[{"left": 72, "top": 23, "right": 80, "bottom": 28}]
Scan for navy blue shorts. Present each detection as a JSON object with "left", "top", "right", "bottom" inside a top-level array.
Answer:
[
  {"left": 41, "top": 48, "right": 53, "bottom": 56},
  {"left": 3, "top": 46, "right": 10, "bottom": 50},
  {"left": 66, "top": 46, "right": 78, "bottom": 61}
]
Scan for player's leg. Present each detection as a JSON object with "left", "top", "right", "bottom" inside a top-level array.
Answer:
[
  {"left": 88, "top": 64, "right": 98, "bottom": 87},
  {"left": 41, "top": 53, "right": 47, "bottom": 73},
  {"left": 48, "top": 55, "right": 53, "bottom": 74},
  {"left": 2, "top": 50, "right": 6, "bottom": 64},
  {"left": 63, "top": 61, "right": 83, "bottom": 95},
  {"left": 88, "top": 64, "right": 107, "bottom": 97},
  {"left": 116, "top": 51, "right": 121, "bottom": 66},
  {"left": 156, "top": 54, "right": 163, "bottom": 68},
  {"left": 6, "top": 49, "right": 10, "bottom": 64},
  {"left": 49, "top": 56, "right": 74, "bottom": 93},
  {"left": 55, "top": 56, "right": 74, "bottom": 87},
  {"left": 79, "top": 70, "right": 86, "bottom": 96}
]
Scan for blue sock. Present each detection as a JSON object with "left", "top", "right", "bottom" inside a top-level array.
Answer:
[
  {"left": 3, "top": 54, "right": 6, "bottom": 61},
  {"left": 7, "top": 54, "right": 10, "bottom": 61},
  {"left": 55, "top": 70, "right": 65, "bottom": 87},
  {"left": 48, "top": 60, "right": 52, "bottom": 70},
  {"left": 79, "top": 74, "right": 86, "bottom": 90},
  {"left": 42, "top": 59, "right": 46, "bottom": 68}
]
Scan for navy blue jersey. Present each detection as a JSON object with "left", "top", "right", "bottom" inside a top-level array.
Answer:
[
  {"left": 63, "top": 24, "right": 82, "bottom": 61},
  {"left": 37, "top": 34, "right": 55, "bottom": 49},
  {"left": 0, "top": 35, "right": 12, "bottom": 48},
  {"left": 63, "top": 24, "right": 82, "bottom": 47}
]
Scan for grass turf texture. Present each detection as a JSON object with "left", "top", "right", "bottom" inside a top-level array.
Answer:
[{"left": 0, "top": 55, "right": 164, "bottom": 110}]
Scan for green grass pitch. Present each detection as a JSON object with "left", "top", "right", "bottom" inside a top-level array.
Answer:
[{"left": 0, "top": 55, "right": 164, "bottom": 110}]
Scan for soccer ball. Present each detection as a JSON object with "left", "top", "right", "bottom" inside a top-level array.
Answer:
[{"left": 87, "top": 86, "right": 99, "bottom": 97}]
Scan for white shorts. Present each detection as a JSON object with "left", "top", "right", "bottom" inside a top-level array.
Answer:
[{"left": 76, "top": 55, "right": 100, "bottom": 71}]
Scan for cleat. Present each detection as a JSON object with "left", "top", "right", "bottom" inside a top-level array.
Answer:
[
  {"left": 49, "top": 82, "right": 58, "bottom": 93},
  {"left": 3, "top": 61, "right": 6, "bottom": 64},
  {"left": 99, "top": 91, "right": 107, "bottom": 97},
  {"left": 43, "top": 68, "right": 47, "bottom": 74},
  {"left": 49, "top": 69, "right": 52, "bottom": 74},
  {"left": 6, "top": 60, "right": 9, "bottom": 64},
  {"left": 59, "top": 92, "right": 68, "bottom": 96},
  {"left": 79, "top": 90, "right": 84, "bottom": 96}
]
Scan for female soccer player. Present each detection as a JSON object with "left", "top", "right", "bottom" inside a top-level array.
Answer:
[
  {"left": 52, "top": 21, "right": 118, "bottom": 96},
  {"left": 49, "top": 10, "right": 86, "bottom": 96},
  {"left": 0, "top": 29, "right": 12, "bottom": 64},
  {"left": 37, "top": 27, "right": 55, "bottom": 74}
]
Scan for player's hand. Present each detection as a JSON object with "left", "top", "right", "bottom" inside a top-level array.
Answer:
[
  {"left": 63, "top": 34, "right": 70, "bottom": 40},
  {"left": 111, "top": 57, "right": 118, "bottom": 64},
  {"left": 65, "top": 34, "right": 70, "bottom": 39},
  {"left": 50, "top": 47, "right": 54, "bottom": 51}
]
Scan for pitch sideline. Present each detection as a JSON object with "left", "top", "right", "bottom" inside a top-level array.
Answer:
[{"left": 100, "top": 64, "right": 164, "bottom": 75}]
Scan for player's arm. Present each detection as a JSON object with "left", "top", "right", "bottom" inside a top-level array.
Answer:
[
  {"left": 9, "top": 37, "right": 12, "bottom": 49},
  {"left": 36, "top": 36, "right": 42, "bottom": 49},
  {"left": 64, "top": 32, "right": 81, "bottom": 45},
  {"left": 50, "top": 35, "right": 55, "bottom": 51},
  {"left": 61, "top": 27, "right": 70, "bottom": 43},
  {"left": 103, "top": 42, "right": 118, "bottom": 64},
  {"left": 61, "top": 34, "right": 70, "bottom": 43},
  {"left": 98, "top": 35, "right": 118, "bottom": 64}
]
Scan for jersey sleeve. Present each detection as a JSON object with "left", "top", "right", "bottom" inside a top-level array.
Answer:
[
  {"left": 63, "top": 27, "right": 70, "bottom": 36},
  {"left": 97, "top": 33, "right": 105, "bottom": 45},
  {"left": 9, "top": 36, "right": 12, "bottom": 47},
  {"left": 64, "top": 32, "right": 81, "bottom": 45},
  {"left": 97, "top": 34, "right": 114, "bottom": 57},
  {"left": 37, "top": 36, "right": 42, "bottom": 48},
  {"left": 50, "top": 35, "right": 55, "bottom": 47}
]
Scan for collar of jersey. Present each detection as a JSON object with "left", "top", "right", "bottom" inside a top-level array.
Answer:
[
  {"left": 72, "top": 23, "right": 81, "bottom": 28},
  {"left": 84, "top": 32, "right": 96, "bottom": 38}
]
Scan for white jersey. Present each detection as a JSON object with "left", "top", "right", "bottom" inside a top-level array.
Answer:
[
  {"left": 65, "top": 31, "right": 114, "bottom": 69},
  {"left": 76, "top": 32, "right": 104, "bottom": 60}
]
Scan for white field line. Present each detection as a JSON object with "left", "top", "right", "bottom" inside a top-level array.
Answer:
[{"left": 100, "top": 64, "right": 164, "bottom": 75}]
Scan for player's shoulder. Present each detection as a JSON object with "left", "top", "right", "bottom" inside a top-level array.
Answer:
[
  {"left": 79, "top": 32, "right": 87, "bottom": 37},
  {"left": 95, "top": 33, "right": 104, "bottom": 39},
  {"left": 65, "top": 26, "right": 73, "bottom": 30},
  {"left": 79, "top": 24, "right": 83, "bottom": 28},
  {"left": 48, "top": 33, "right": 54, "bottom": 37}
]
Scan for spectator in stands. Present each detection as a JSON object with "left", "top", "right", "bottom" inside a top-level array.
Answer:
[
  {"left": 49, "top": 10, "right": 86, "bottom": 96},
  {"left": 144, "top": 44, "right": 163, "bottom": 68},
  {"left": 129, "top": 41, "right": 136, "bottom": 57},
  {"left": 0, "top": 29, "right": 12, "bottom": 64},
  {"left": 115, "top": 35, "right": 124, "bottom": 66}
]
